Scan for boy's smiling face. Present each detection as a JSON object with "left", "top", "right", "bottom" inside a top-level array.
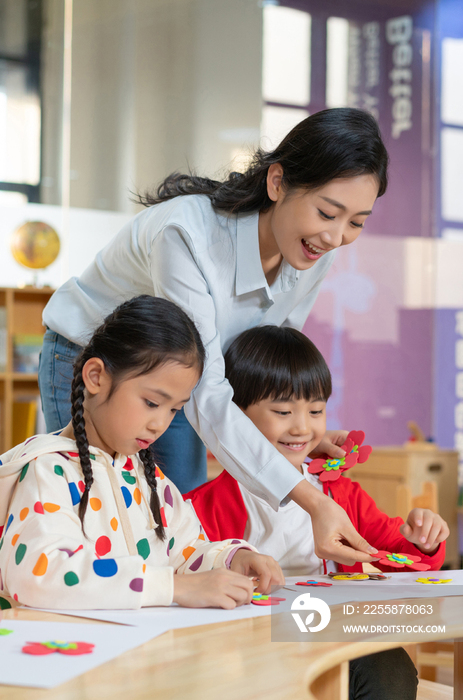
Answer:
[{"left": 242, "top": 396, "right": 327, "bottom": 472}]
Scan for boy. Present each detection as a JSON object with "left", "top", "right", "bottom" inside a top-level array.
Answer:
[
  {"left": 185, "top": 326, "right": 450, "bottom": 700},
  {"left": 185, "top": 326, "right": 447, "bottom": 576}
]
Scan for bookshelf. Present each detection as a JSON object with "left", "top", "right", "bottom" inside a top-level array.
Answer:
[{"left": 0, "top": 287, "right": 54, "bottom": 453}]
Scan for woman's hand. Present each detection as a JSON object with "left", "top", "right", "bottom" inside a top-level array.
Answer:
[
  {"left": 400, "top": 509, "right": 449, "bottom": 554},
  {"left": 229, "top": 549, "right": 285, "bottom": 594},
  {"left": 289, "top": 480, "right": 378, "bottom": 566},
  {"left": 308, "top": 430, "right": 349, "bottom": 460},
  {"left": 173, "top": 569, "right": 254, "bottom": 609}
]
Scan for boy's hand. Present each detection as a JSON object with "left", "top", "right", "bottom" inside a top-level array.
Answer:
[
  {"left": 229, "top": 549, "right": 285, "bottom": 594},
  {"left": 399, "top": 508, "right": 449, "bottom": 553},
  {"left": 309, "top": 430, "right": 348, "bottom": 460}
]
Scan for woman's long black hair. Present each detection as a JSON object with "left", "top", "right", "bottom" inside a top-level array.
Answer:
[
  {"left": 71, "top": 295, "right": 205, "bottom": 540},
  {"left": 136, "top": 108, "right": 388, "bottom": 214},
  {"left": 224, "top": 326, "right": 332, "bottom": 409}
]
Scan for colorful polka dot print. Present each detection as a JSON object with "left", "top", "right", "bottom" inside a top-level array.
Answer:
[
  {"left": 93, "top": 559, "right": 118, "bottom": 578},
  {"left": 124, "top": 458, "right": 134, "bottom": 471},
  {"left": 43, "top": 503, "right": 60, "bottom": 513},
  {"left": 121, "top": 487, "right": 132, "bottom": 508},
  {"left": 129, "top": 578, "right": 143, "bottom": 592},
  {"left": 164, "top": 485, "right": 173, "bottom": 507},
  {"left": 0, "top": 443, "right": 248, "bottom": 609},
  {"left": 95, "top": 536, "right": 111, "bottom": 557},
  {"left": 32, "top": 553, "right": 48, "bottom": 576},
  {"left": 68, "top": 483, "right": 80, "bottom": 506},
  {"left": 64, "top": 572, "right": 79, "bottom": 587},
  {"left": 182, "top": 546, "right": 195, "bottom": 560},
  {"left": 136, "top": 538, "right": 150, "bottom": 560},
  {"left": 189, "top": 554, "right": 203, "bottom": 571},
  {"left": 19, "top": 463, "right": 29, "bottom": 482},
  {"left": 15, "top": 544, "right": 27, "bottom": 565}
]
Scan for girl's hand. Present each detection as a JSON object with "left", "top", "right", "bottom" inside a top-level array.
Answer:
[
  {"left": 308, "top": 430, "right": 349, "bottom": 460},
  {"left": 399, "top": 509, "right": 449, "bottom": 554},
  {"left": 173, "top": 569, "right": 254, "bottom": 609},
  {"left": 290, "top": 480, "right": 378, "bottom": 565},
  {"left": 229, "top": 549, "right": 285, "bottom": 594}
]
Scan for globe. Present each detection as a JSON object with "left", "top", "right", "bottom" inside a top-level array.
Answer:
[{"left": 10, "top": 221, "right": 60, "bottom": 270}]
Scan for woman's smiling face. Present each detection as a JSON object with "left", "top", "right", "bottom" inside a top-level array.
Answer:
[{"left": 259, "top": 168, "right": 379, "bottom": 271}]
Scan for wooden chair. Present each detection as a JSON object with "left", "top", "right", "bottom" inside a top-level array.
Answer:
[
  {"left": 396, "top": 481, "right": 438, "bottom": 521},
  {"left": 395, "top": 481, "right": 454, "bottom": 682},
  {"left": 417, "top": 679, "right": 453, "bottom": 699}
]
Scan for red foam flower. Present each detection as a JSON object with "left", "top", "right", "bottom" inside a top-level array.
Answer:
[
  {"left": 374, "top": 550, "right": 431, "bottom": 571},
  {"left": 307, "top": 431, "right": 371, "bottom": 482},
  {"left": 251, "top": 594, "right": 286, "bottom": 606},
  {"left": 22, "top": 641, "right": 95, "bottom": 656},
  {"left": 348, "top": 430, "right": 373, "bottom": 463}
]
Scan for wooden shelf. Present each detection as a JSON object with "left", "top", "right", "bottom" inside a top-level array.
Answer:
[
  {"left": 0, "top": 372, "right": 39, "bottom": 381},
  {"left": 0, "top": 286, "right": 54, "bottom": 452}
]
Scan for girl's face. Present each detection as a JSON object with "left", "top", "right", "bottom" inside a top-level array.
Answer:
[
  {"left": 259, "top": 170, "right": 379, "bottom": 271},
  {"left": 242, "top": 395, "right": 327, "bottom": 472},
  {"left": 83, "top": 360, "right": 200, "bottom": 457}
]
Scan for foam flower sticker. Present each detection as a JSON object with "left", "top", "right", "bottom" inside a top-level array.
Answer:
[
  {"left": 251, "top": 593, "right": 286, "bottom": 606},
  {"left": 328, "top": 572, "right": 389, "bottom": 581},
  {"left": 22, "top": 640, "right": 95, "bottom": 656},
  {"left": 307, "top": 431, "right": 372, "bottom": 482},
  {"left": 374, "top": 550, "right": 431, "bottom": 571},
  {"left": 295, "top": 580, "right": 332, "bottom": 587},
  {"left": 416, "top": 577, "right": 452, "bottom": 585}
]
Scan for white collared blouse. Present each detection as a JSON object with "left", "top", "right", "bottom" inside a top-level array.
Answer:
[{"left": 43, "top": 195, "right": 335, "bottom": 509}]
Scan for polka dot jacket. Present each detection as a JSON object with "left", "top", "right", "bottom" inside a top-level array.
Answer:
[{"left": 0, "top": 435, "right": 254, "bottom": 610}]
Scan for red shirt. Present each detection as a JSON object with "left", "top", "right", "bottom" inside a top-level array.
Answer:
[{"left": 184, "top": 470, "right": 445, "bottom": 573}]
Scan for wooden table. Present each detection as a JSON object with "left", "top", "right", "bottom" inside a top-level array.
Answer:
[{"left": 1, "top": 597, "right": 462, "bottom": 700}]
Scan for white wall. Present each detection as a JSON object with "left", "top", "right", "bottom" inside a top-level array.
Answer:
[
  {"left": 0, "top": 204, "right": 130, "bottom": 288},
  {"left": 40, "top": 0, "right": 263, "bottom": 213}
]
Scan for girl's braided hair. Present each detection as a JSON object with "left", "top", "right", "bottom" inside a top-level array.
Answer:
[{"left": 71, "top": 295, "right": 205, "bottom": 540}]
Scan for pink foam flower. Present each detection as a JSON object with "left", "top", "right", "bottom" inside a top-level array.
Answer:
[
  {"left": 22, "top": 641, "right": 95, "bottom": 656},
  {"left": 374, "top": 550, "right": 431, "bottom": 571},
  {"left": 307, "top": 430, "right": 371, "bottom": 482}
]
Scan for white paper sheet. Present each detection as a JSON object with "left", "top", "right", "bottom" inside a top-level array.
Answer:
[
  {"left": 283, "top": 570, "right": 463, "bottom": 606},
  {"left": 28, "top": 595, "right": 278, "bottom": 628},
  {"left": 0, "top": 619, "right": 167, "bottom": 689},
  {"left": 24, "top": 571, "right": 463, "bottom": 630}
]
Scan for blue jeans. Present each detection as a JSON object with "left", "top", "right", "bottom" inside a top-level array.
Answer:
[{"left": 38, "top": 329, "right": 207, "bottom": 493}]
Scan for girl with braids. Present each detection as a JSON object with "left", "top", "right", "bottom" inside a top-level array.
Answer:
[
  {"left": 0, "top": 296, "right": 283, "bottom": 610},
  {"left": 39, "top": 107, "right": 388, "bottom": 569}
]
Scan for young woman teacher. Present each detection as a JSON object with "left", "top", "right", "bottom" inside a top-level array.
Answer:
[{"left": 39, "top": 107, "right": 389, "bottom": 567}]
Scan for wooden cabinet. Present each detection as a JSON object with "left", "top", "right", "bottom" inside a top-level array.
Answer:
[
  {"left": 0, "top": 287, "right": 54, "bottom": 453},
  {"left": 348, "top": 446, "right": 460, "bottom": 569}
]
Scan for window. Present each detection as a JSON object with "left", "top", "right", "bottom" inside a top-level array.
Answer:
[
  {"left": 0, "top": 0, "right": 42, "bottom": 203},
  {"left": 261, "top": 4, "right": 310, "bottom": 149}
]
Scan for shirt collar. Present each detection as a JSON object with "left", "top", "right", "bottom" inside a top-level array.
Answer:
[
  {"left": 235, "top": 212, "right": 300, "bottom": 297},
  {"left": 235, "top": 211, "right": 267, "bottom": 296}
]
